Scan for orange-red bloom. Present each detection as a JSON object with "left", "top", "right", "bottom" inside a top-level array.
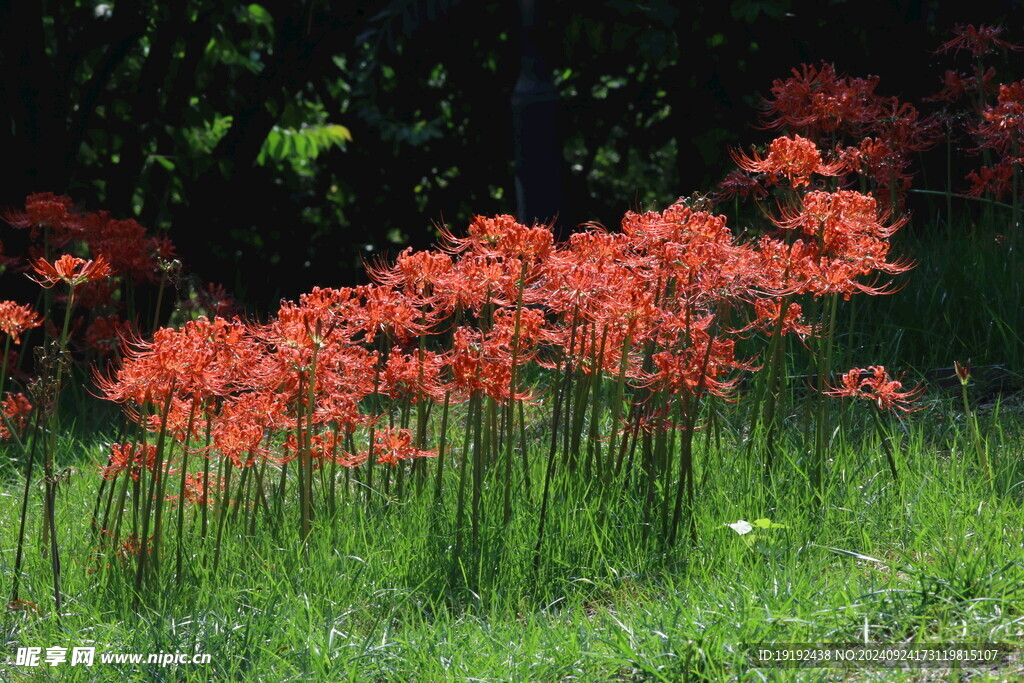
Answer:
[
  {"left": 826, "top": 366, "right": 923, "bottom": 414},
  {"left": 0, "top": 301, "right": 43, "bottom": 345},
  {"left": 0, "top": 393, "right": 32, "bottom": 440},
  {"left": 731, "top": 135, "right": 845, "bottom": 187},
  {"left": 369, "top": 427, "right": 437, "bottom": 466},
  {"left": 28, "top": 253, "right": 114, "bottom": 288},
  {"left": 99, "top": 442, "right": 161, "bottom": 481}
]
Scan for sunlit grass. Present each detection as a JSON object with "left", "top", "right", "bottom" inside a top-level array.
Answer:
[{"left": 2, "top": 386, "right": 1022, "bottom": 680}]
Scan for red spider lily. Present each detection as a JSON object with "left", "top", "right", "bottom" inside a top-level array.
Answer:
[
  {"left": 364, "top": 426, "right": 437, "bottom": 467},
  {"left": 485, "top": 307, "right": 547, "bottom": 362},
  {"left": 0, "top": 301, "right": 43, "bottom": 345},
  {"left": 551, "top": 321, "right": 642, "bottom": 378},
  {"left": 379, "top": 347, "right": 450, "bottom": 403},
  {"left": 715, "top": 170, "right": 768, "bottom": 201},
  {"left": 369, "top": 247, "right": 455, "bottom": 301},
  {"left": 781, "top": 190, "right": 906, "bottom": 242},
  {"left": 621, "top": 201, "right": 732, "bottom": 252},
  {"left": 317, "top": 345, "right": 378, "bottom": 401},
  {"left": 438, "top": 214, "right": 554, "bottom": 263},
  {"left": 3, "top": 193, "right": 81, "bottom": 245},
  {"left": 280, "top": 430, "right": 365, "bottom": 468},
  {"left": 772, "top": 190, "right": 913, "bottom": 294},
  {"left": 731, "top": 135, "right": 846, "bottom": 188},
  {"left": 647, "top": 218, "right": 760, "bottom": 304},
  {"left": 261, "top": 299, "right": 340, "bottom": 357},
  {"left": 927, "top": 69, "right": 971, "bottom": 103},
  {"left": 347, "top": 284, "right": 429, "bottom": 344},
  {"left": 647, "top": 330, "right": 743, "bottom": 401},
  {"left": 133, "top": 396, "right": 209, "bottom": 445},
  {"left": 99, "top": 442, "right": 162, "bottom": 481},
  {"left": 102, "top": 532, "right": 152, "bottom": 562},
  {"left": 449, "top": 325, "right": 531, "bottom": 402},
  {"left": 936, "top": 24, "right": 1022, "bottom": 58},
  {"left": 28, "top": 253, "right": 114, "bottom": 288},
  {"left": 841, "top": 138, "right": 913, "bottom": 198},
  {"left": 973, "top": 81, "right": 1024, "bottom": 157},
  {"left": 742, "top": 299, "right": 813, "bottom": 339},
  {"left": 298, "top": 285, "right": 358, "bottom": 313},
  {"left": 186, "top": 282, "right": 238, "bottom": 318},
  {"left": 257, "top": 299, "right": 371, "bottom": 402},
  {"left": 466, "top": 214, "right": 554, "bottom": 262},
  {"left": 927, "top": 67, "right": 1000, "bottom": 104},
  {"left": 761, "top": 63, "right": 882, "bottom": 135},
  {"left": 94, "top": 317, "right": 249, "bottom": 406},
  {"left": 873, "top": 100, "right": 940, "bottom": 155},
  {"left": 429, "top": 254, "right": 519, "bottom": 314},
  {"left": 312, "top": 391, "right": 369, "bottom": 434},
  {"left": 965, "top": 160, "right": 1015, "bottom": 200},
  {"left": 80, "top": 212, "right": 158, "bottom": 283},
  {"left": 537, "top": 232, "right": 635, "bottom": 316},
  {"left": 825, "top": 366, "right": 923, "bottom": 414},
  {"left": 210, "top": 398, "right": 270, "bottom": 468},
  {"left": 85, "top": 315, "right": 134, "bottom": 357},
  {"left": 0, "top": 393, "right": 32, "bottom": 440},
  {"left": 591, "top": 281, "right": 659, "bottom": 342},
  {"left": 176, "top": 473, "right": 224, "bottom": 506},
  {"left": 150, "top": 235, "right": 177, "bottom": 261}
]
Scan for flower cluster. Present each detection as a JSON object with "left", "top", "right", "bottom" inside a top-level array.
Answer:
[
  {"left": 92, "top": 138, "right": 912, "bottom": 496},
  {"left": 968, "top": 81, "right": 1024, "bottom": 200},
  {"left": 727, "top": 63, "right": 939, "bottom": 207}
]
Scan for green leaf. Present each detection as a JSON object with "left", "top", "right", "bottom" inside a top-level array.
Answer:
[
  {"left": 247, "top": 3, "right": 272, "bottom": 25},
  {"left": 257, "top": 123, "right": 350, "bottom": 167},
  {"left": 151, "top": 155, "right": 175, "bottom": 172},
  {"left": 323, "top": 124, "right": 352, "bottom": 143},
  {"left": 751, "top": 518, "right": 786, "bottom": 529}
]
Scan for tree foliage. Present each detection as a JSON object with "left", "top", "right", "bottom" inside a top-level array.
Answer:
[{"left": 1, "top": 0, "right": 1019, "bottom": 307}]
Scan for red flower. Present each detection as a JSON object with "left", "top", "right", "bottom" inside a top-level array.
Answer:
[
  {"left": 761, "top": 63, "right": 882, "bottom": 135},
  {"left": 0, "top": 393, "right": 32, "bottom": 440},
  {"left": 369, "top": 427, "right": 436, "bottom": 467},
  {"left": 379, "top": 347, "right": 449, "bottom": 403},
  {"left": 210, "top": 398, "right": 270, "bottom": 468},
  {"left": 647, "top": 329, "right": 743, "bottom": 402},
  {"left": 965, "top": 160, "right": 1014, "bottom": 200},
  {"left": 731, "top": 135, "right": 845, "bottom": 188},
  {"left": 715, "top": 170, "right": 768, "bottom": 201},
  {"left": 3, "top": 193, "right": 80, "bottom": 243},
  {"left": 177, "top": 473, "right": 224, "bottom": 506},
  {"left": 81, "top": 212, "right": 158, "bottom": 283},
  {"left": 743, "top": 299, "right": 813, "bottom": 339},
  {"left": 0, "top": 301, "right": 43, "bottom": 345},
  {"left": 973, "top": 81, "right": 1024, "bottom": 158},
  {"left": 826, "top": 366, "right": 922, "bottom": 414},
  {"left": 936, "top": 24, "right": 1022, "bottom": 58},
  {"left": 99, "top": 442, "right": 162, "bottom": 481},
  {"left": 28, "top": 253, "right": 114, "bottom": 288},
  {"left": 85, "top": 315, "right": 134, "bottom": 357}
]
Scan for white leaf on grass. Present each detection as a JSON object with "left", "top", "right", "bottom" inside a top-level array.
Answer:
[{"left": 726, "top": 520, "right": 753, "bottom": 535}]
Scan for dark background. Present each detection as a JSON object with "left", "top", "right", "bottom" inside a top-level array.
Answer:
[{"left": 1, "top": 0, "right": 1020, "bottom": 309}]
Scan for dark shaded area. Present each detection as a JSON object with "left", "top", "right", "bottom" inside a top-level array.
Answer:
[{"left": 1, "top": 0, "right": 1020, "bottom": 309}]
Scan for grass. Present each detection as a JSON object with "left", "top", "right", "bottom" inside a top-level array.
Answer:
[{"left": 2, "top": 387, "right": 1022, "bottom": 681}]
